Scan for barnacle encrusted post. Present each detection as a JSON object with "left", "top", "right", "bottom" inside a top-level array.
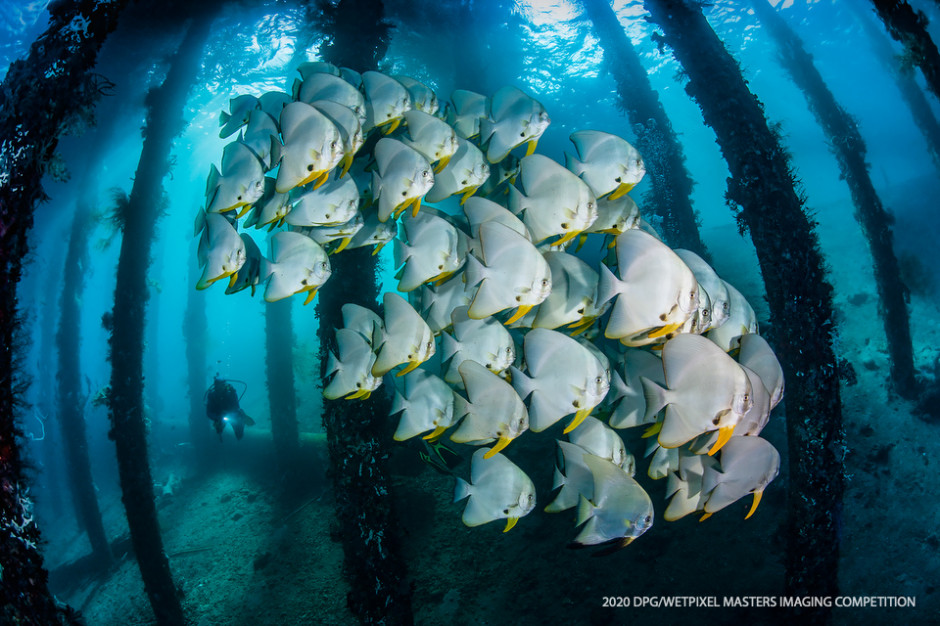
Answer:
[
  {"left": 644, "top": 0, "right": 845, "bottom": 620},
  {"left": 0, "top": 0, "right": 129, "bottom": 621},
  {"left": 314, "top": 1, "right": 415, "bottom": 624},
  {"left": 57, "top": 202, "right": 112, "bottom": 567},
  {"left": 750, "top": 0, "right": 916, "bottom": 398},
  {"left": 107, "top": 11, "right": 216, "bottom": 626},
  {"left": 871, "top": 0, "right": 940, "bottom": 104},
  {"left": 582, "top": 0, "right": 709, "bottom": 259}
]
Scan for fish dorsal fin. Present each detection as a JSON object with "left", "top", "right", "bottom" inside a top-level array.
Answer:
[
  {"left": 451, "top": 89, "right": 487, "bottom": 115},
  {"left": 661, "top": 334, "right": 727, "bottom": 388},
  {"left": 489, "top": 86, "right": 527, "bottom": 121},
  {"left": 279, "top": 101, "right": 324, "bottom": 142},
  {"left": 477, "top": 220, "right": 525, "bottom": 267},
  {"left": 205, "top": 164, "right": 221, "bottom": 198},
  {"left": 467, "top": 278, "right": 502, "bottom": 319},
  {"left": 569, "top": 130, "right": 610, "bottom": 162},
  {"left": 374, "top": 137, "right": 411, "bottom": 174}
]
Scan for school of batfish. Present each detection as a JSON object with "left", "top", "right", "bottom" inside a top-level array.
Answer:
[{"left": 196, "top": 61, "right": 783, "bottom": 552}]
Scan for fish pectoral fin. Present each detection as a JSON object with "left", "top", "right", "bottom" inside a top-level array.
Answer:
[
  {"left": 562, "top": 408, "right": 592, "bottom": 435},
  {"left": 707, "top": 425, "right": 735, "bottom": 456},
  {"left": 503, "top": 516, "right": 520, "bottom": 533},
  {"left": 745, "top": 490, "right": 763, "bottom": 520}
]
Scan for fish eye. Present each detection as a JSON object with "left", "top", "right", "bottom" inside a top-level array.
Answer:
[
  {"left": 426, "top": 340, "right": 433, "bottom": 349},
  {"left": 541, "top": 279, "right": 548, "bottom": 287},
  {"left": 331, "top": 141, "right": 337, "bottom": 149},
  {"left": 422, "top": 170, "right": 429, "bottom": 178}
]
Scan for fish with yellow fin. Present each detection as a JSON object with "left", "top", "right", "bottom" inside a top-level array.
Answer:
[
  {"left": 454, "top": 448, "right": 535, "bottom": 532},
  {"left": 450, "top": 360, "right": 528, "bottom": 457},
  {"left": 565, "top": 130, "right": 645, "bottom": 200}
]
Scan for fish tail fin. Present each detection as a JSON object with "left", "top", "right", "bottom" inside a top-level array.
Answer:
[
  {"left": 440, "top": 331, "right": 459, "bottom": 362},
  {"left": 454, "top": 477, "right": 472, "bottom": 503},
  {"left": 326, "top": 349, "right": 341, "bottom": 377},
  {"left": 640, "top": 376, "right": 668, "bottom": 422},
  {"left": 392, "top": 237, "right": 409, "bottom": 269},
  {"left": 552, "top": 465, "right": 566, "bottom": 491},
  {"left": 269, "top": 135, "right": 282, "bottom": 167},
  {"left": 509, "top": 365, "right": 535, "bottom": 401},
  {"left": 478, "top": 117, "right": 495, "bottom": 145},
  {"left": 564, "top": 152, "right": 583, "bottom": 176},
  {"left": 576, "top": 494, "right": 595, "bottom": 527},
  {"left": 390, "top": 387, "right": 408, "bottom": 416},
  {"left": 463, "top": 252, "right": 485, "bottom": 288},
  {"left": 701, "top": 465, "right": 722, "bottom": 497},
  {"left": 595, "top": 261, "right": 622, "bottom": 308},
  {"left": 452, "top": 392, "right": 471, "bottom": 420},
  {"left": 507, "top": 184, "right": 525, "bottom": 215}
]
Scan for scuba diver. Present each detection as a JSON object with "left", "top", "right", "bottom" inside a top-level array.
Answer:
[{"left": 205, "top": 375, "right": 255, "bottom": 441}]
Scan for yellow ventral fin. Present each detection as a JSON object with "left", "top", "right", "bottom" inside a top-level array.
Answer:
[
  {"left": 459, "top": 185, "right": 479, "bottom": 205},
  {"left": 423, "top": 425, "right": 447, "bottom": 441},
  {"left": 641, "top": 421, "right": 662, "bottom": 438},
  {"left": 235, "top": 203, "right": 252, "bottom": 218},
  {"left": 607, "top": 181, "right": 635, "bottom": 201},
  {"left": 333, "top": 236, "right": 352, "bottom": 254},
  {"left": 483, "top": 436, "right": 512, "bottom": 459},
  {"left": 503, "top": 516, "right": 519, "bottom": 533},
  {"left": 648, "top": 322, "right": 682, "bottom": 339},
  {"left": 433, "top": 154, "right": 451, "bottom": 174},
  {"left": 745, "top": 490, "right": 763, "bottom": 520},
  {"left": 313, "top": 170, "right": 330, "bottom": 189},
  {"left": 303, "top": 287, "right": 319, "bottom": 306},
  {"left": 562, "top": 408, "right": 591, "bottom": 435},
  {"left": 524, "top": 139, "right": 538, "bottom": 157},
  {"left": 396, "top": 360, "right": 422, "bottom": 377},
  {"left": 554, "top": 229, "right": 581, "bottom": 247},
  {"left": 708, "top": 425, "right": 735, "bottom": 456},
  {"left": 503, "top": 304, "right": 532, "bottom": 325},
  {"left": 699, "top": 512, "right": 712, "bottom": 522},
  {"left": 227, "top": 271, "right": 239, "bottom": 289}
]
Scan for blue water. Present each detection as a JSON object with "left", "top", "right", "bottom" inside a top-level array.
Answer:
[{"left": 7, "top": 0, "right": 940, "bottom": 623}]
